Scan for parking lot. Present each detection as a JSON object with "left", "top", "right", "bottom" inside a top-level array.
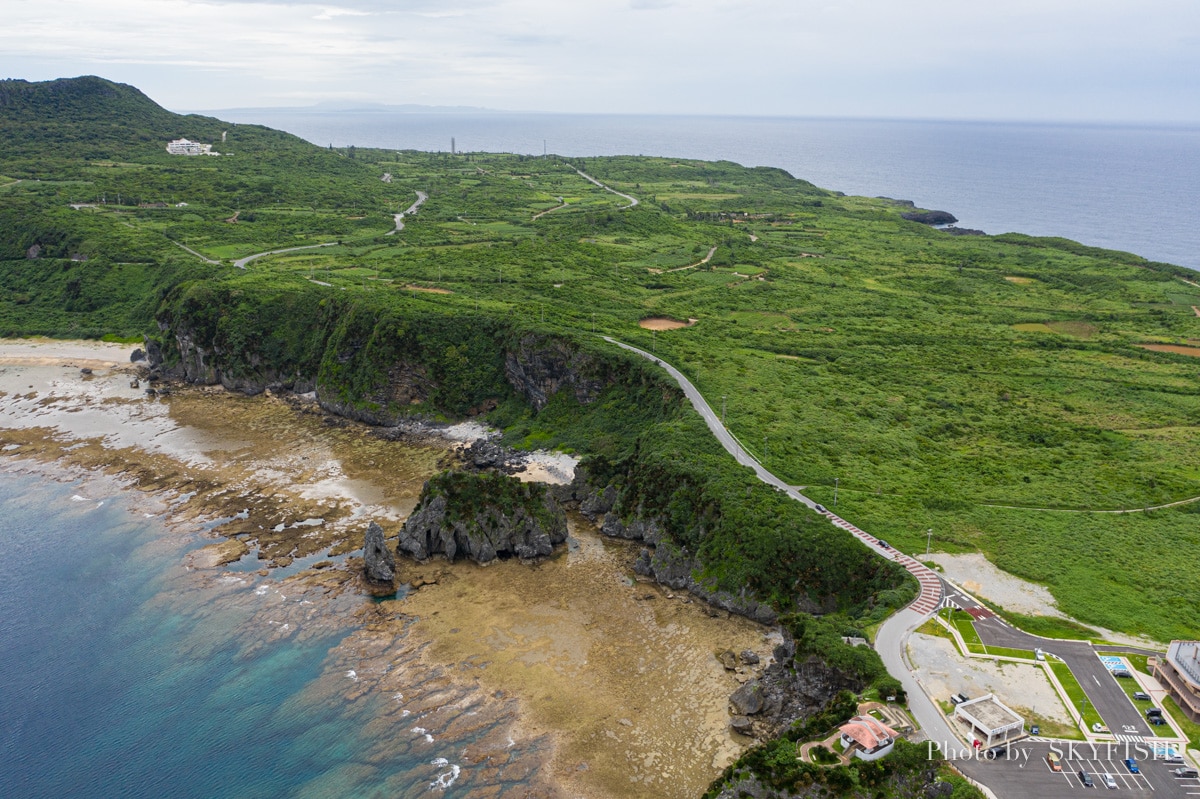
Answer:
[{"left": 958, "top": 741, "right": 1200, "bottom": 797}]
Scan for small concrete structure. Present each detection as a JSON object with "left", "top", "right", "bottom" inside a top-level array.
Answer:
[
  {"left": 839, "top": 715, "right": 899, "bottom": 761},
  {"left": 166, "top": 138, "right": 218, "bottom": 156},
  {"left": 954, "top": 694, "right": 1025, "bottom": 747},
  {"left": 1155, "top": 641, "right": 1200, "bottom": 723}
]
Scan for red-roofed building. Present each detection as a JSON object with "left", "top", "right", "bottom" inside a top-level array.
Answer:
[{"left": 839, "top": 715, "right": 899, "bottom": 761}]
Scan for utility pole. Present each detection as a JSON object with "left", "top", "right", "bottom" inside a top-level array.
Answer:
[
  {"left": 926, "top": 528, "right": 933, "bottom": 556},
  {"left": 721, "top": 396, "right": 727, "bottom": 426},
  {"left": 834, "top": 477, "right": 839, "bottom": 507}
]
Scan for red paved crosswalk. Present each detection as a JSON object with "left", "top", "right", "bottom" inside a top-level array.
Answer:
[{"left": 818, "top": 509, "right": 942, "bottom": 616}]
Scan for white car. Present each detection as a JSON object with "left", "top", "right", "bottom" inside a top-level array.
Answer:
[{"left": 1102, "top": 773, "right": 1118, "bottom": 789}]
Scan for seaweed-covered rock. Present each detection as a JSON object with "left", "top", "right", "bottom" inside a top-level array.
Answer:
[{"left": 397, "top": 470, "right": 567, "bottom": 563}]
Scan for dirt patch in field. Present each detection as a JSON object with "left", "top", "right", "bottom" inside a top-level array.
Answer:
[
  {"left": 404, "top": 284, "right": 453, "bottom": 294},
  {"left": 638, "top": 316, "right": 696, "bottom": 331},
  {"left": 1137, "top": 343, "right": 1200, "bottom": 358},
  {"left": 1004, "top": 276, "right": 1036, "bottom": 285}
]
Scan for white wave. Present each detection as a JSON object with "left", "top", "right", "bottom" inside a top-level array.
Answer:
[
  {"left": 411, "top": 726, "right": 434, "bottom": 743},
  {"left": 71, "top": 494, "right": 88, "bottom": 502},
  {"left": 254, "top": 585, "right": 270, "bottom": 596},
  {"left": 429, "top": 760, "right": 461, "bottom": 791},
  {"left": 345, "top": 669, "right": 358, "bottom": 681},
  {"left": 401, "top": 709, "right": 411, "bottom": 717},
  {"left": 392, "top": 692, "right": 404, "bottom": 701}
]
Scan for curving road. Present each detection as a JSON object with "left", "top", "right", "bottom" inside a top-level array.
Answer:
[
  {"left": 603, "top": 336, "right": 957, "bottom": 745},
  {"left": 577, "top": 170, "right": 639, "bottom": 209},
  {"left": 386, "top": 190, "right": 428, "bottom": 236},
  {"left": 233, "top": 242, "right": 337, "bottom": 269}
]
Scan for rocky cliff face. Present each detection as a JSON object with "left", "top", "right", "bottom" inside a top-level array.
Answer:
[
  {"left": 727, "top": 636, "right": 862, "bottom": 740},
  {"left": 503, "top": 333, "right": 611, "bottom": 411},
  {"left": 397, "top": 471, "right": 568, "bottom": 564}
]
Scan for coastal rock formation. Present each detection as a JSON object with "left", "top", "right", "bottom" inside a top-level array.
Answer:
[
  {"left": 900, "top": 209, "right": 958, "bottom": 226},
  {"left": 504, "top": 333, "right": 610, "bottom": 411},
  {"left": 397, "top": 470, "right": 567, "bottom": 563},
  {"left": 632, "top": 541, "right": 778, "bottom": 625},
  {"left": 363, "top": 521, "right": 395, "bottom": 584},
  {"left": 726, "top": 636, "right": 863, "bottom": 741}
]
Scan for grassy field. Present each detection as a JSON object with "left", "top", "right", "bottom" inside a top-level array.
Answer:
[{"left": 3, "top": 111, "right": 1200, "bottom": 643}]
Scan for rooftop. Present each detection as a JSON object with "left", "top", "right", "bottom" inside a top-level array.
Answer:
[
  {"left": 956, "top": 694, "right": 1023, "bottom": 731},
  {"left": 1167, "top": 641, "right": 1200, "bottom": 686},
  {"left": 840, "top": 715, "right": 898, "bottom": 751}
]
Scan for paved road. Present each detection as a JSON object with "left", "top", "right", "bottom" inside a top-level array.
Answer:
[
  {"left": 386, "top": 190, "right": 428, "bottom": 236},
  {"left": 577, "top": 170, "right": 638, "bottom": 208},
  {"left": 171, "top": 240, "right": 220, "bottom": 265},
  {"left": 603, "top": 338, "right": 955, "bottom": 742},
  {"left": 233, "top": 242, "right": 337, "bottom": 269},
  {"left": 941, "top": 584, "right": 1164, "bottom": 743}
]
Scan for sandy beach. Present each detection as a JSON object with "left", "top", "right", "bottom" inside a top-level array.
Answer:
[{"left": 0, "top": 338, "right": 773, "bottom": 798}]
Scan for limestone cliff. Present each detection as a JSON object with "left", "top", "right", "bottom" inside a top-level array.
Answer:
[{"left": 397, "top": 470, "right": 568, "bottom": 563}]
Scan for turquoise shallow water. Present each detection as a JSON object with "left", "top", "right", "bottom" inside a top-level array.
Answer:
[{"left": 0, "top": 469, "right": 520, "bottom": 798}]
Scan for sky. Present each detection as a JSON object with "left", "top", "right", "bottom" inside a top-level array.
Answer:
[{"left": 2, "top": 0, "right": 1199, "bottom": 122}]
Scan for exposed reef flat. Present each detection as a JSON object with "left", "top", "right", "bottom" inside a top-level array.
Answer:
[{"left": 0, "top": 339, "right": 775, "bottom": 799}]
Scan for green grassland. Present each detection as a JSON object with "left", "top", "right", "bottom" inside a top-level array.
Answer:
[{"left": 3, "top": 79, "right": 1199, "bottom": 643}]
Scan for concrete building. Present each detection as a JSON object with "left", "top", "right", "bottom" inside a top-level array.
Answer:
[
  {"left": 954, "top": 694, "right": 1025, "bottom": 747},
  {"left": 166, "top": 139, "right": 217, "bottom": 156},
  {"left": 839, "top": 715, "right": 899, "bottom": 761},
  {"left": 1154, "top": 641, "right": 1200, "bottom": 724}
]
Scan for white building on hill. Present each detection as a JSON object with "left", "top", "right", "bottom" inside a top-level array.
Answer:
[{"left": 166, "top": 139, "right": 218, "bottom": 156}]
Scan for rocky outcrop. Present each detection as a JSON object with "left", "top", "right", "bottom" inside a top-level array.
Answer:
[
  {"left": 726, "top": 636, "right": 862, "bottom": 741},
  {"left": 397, "top": 470, "right": 567, "bottom": 563},
  {"left": 363, "top": 521, "right": 395, "bottom": 584},
  {"left": 632, "top": 541, "right": 778, "bottom": 624},
  {"left": 900, "top": 209, "right": 958, "bottom": 226},
  {"left": 504, "top": 334, "right": 610, "bottom": 411}
]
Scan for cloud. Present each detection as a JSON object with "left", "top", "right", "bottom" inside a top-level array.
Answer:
[
  {"left": 312, "top": 7, "right": 371, "bottom": 21},
  {"left": 0, "top": 0, "right": 1197, "bottom": 120}
]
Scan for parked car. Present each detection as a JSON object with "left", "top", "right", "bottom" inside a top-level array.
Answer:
[
  {"left": 1102, "top": 773, "right": 1118, "bottom": 789},
  {"left": 1092, "top": 722, "right": 1109, "bottom": 733},
  {"left": 1173, "top": 767, "right": 1199, "bottom": 778},
  {"left": 1047, "top": 752, "right": 1063, "bottom": 772},
  {"left": 1124, "top": 758, "right": 1140, "bottom": 774},
  {"left": 1078, "top": 769, "right": 1095, "bottom": 787},
  {"left": 877, "top": 539, "right": 890, "bottom": 548},
  {"left": 1030, "top": 724, "right": 1040, "bottom": 736},
  {"left": 1149, "top": 715, "right": 1166, "bottom": 726},
  {"left": 1163, "top": 754, "right": 1184, "bottom": 764},
  {"left": 813, "top": 504, "right": 827, "bottom": 513},
  {"left": 984, "top": 745, "right": 1008, "bottom": 760},
  {"left": 1132, "top": 691, "right": 1151, "bottom": 701},
  {"left": 1114, "top": 669, "right": 1132, "bottom": 678},
  {"left": 1146, "top": 707, "right": 1163, "bottom": 717}
]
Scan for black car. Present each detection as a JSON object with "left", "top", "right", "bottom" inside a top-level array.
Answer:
[
  {"left": 1132, "top": 691, "right": 1150, "bottom": 701},
  {"left": 1078, "top": 769, "right": 1094, "bottom": 787},
  {"left": 1149, "top": 715, "right": 1166, "bottom": 725},
  {"left": 813, "top": 504, "right": 827, "bottom": 513},
  {"left": 1146, "top": 707, "right": 1163, "bottom": 717},
  {"left": 1114, "top": 669, "right": 1132, "bottom": 678},
  {"left": 985, "top": 745, "right": 1009, "bottom": 760},
  {"left": 877, "top": 539, "right": 891, "bottom": 548}
]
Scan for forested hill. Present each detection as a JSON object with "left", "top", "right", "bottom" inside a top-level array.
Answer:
[{"left": 0, "top": 76, "right": 314, "bottom": 165}]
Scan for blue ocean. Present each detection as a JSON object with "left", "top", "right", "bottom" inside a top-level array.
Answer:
[
  {"left": 205, "top": 110, "right": 1200, "bottom": 270},
  {"left": 0, "top": 471, "right": 530, "bottom": 798}
]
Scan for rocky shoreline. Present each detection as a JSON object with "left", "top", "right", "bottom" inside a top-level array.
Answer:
[{"left": 0, "top": 339, "right": 798, "bottom": 799}]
